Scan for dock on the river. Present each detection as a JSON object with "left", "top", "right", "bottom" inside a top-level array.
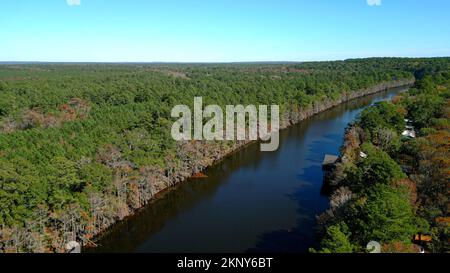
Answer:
[{"left": 322, "top": 154, "right": 338, "bottom": 169}]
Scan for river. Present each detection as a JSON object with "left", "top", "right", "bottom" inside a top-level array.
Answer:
[{"left": 92, "top": 86, "right": 408, "bottom": 253}]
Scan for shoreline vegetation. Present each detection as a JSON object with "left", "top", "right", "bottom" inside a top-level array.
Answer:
[
  {"left": 91, "top": 79, "right": 414, "bottom": 248},
  {"left": 315, "top": 69, "right": 449, "bottom": 253},
  {"left": 0, "top": 58, "right": 448, "bottom": 253}
]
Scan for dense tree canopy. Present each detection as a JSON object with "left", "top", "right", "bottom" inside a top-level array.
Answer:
[
  {"left": 0, "top": 57, "right": 449, "bottom": 252},
  {"left": 315, "top": 63, "right": 449, "bottom": 253}
]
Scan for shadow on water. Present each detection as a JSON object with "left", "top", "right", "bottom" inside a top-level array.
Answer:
[
  {"left": 247, "top": 88, "right": 407, "bottom": 253},
  {"left": 246, "top": 164, "right": 324, "bottom": 253},
  {"left": 92, "top": 86, "right": 408, "bottom": 253}
]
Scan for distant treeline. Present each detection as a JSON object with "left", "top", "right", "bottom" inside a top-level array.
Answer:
[
  {"left": 314, "top": 65, "right": 449, "bottom": 253},
  {"left": 0, "top": 58, "right": 448, "bottom": 252}
]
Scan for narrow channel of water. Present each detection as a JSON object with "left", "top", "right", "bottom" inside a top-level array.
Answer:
[{"left": 93, "top": 86, "right": 407, "bottom": 253}]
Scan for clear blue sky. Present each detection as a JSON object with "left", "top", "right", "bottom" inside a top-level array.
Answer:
[{"left": 1, "top": 0, "right": 449, "bottom": 62}]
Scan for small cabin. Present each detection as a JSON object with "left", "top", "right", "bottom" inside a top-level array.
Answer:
[
  {"left": 413, "top": 234, "right": 432, "bottom": 243},
  {"left": 402, "top": 119, "right": 416, "bottom": 138},
  {"left": 402, "top": 129, "right": 416, "bottom": 138}
]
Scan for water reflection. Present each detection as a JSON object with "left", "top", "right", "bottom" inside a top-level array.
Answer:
[{"left": 92, "top": 87, "right": 407, "bottom": 253}]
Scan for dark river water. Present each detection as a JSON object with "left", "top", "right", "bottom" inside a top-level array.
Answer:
[{"left": 92, "top": 86, "right": 407, "bottom": 253}]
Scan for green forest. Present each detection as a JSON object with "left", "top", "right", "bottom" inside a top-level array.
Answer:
[
  {"left": 315, "top": 65, "right": 450, "bottom": 253},
  {"left": 0, "top": 58, "right": 449, "bottom": 252}
]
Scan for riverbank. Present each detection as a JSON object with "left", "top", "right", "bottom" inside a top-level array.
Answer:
[
  {"left": 314, "top": 75, "right": 449, "bottom": 252},
  {"left": 90, "top": 78, "right": 415, "bottom": 248}
]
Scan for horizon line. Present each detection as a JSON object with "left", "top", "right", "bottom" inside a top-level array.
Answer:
[{"left": 1, "top": 56, "right": 450, "bottom": 65}]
